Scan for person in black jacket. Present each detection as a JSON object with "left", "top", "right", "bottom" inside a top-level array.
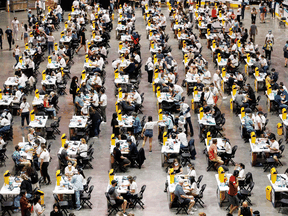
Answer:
[
  {"left": 127, "top": 138, "right": 138, "bottom": 168},
  {"left": 26, "top": 166, "right": 39, "bottom": 190},
  {"left": 123, "top": 58, "right": 136, "bottom": 78},
  {"left": 50, "top": 204, "right": 63, "bottom": 216},
  {"left": 89, "top": 107, "right": 102, "bottom": 138},
  {"left": 111, "top": 113, "right": 120, "bottom": 137},
  {"left": 113, "top": 142, "right": 130, "bottom": 171},
  {"left": 20, "top": 174, "right": 32, "bottom": 196},
  {"left": 70, "top": 76, "right": 79, "bottom": 103},
  {"left": 212, "top": 104, "right": 222, "bottom": 125}
]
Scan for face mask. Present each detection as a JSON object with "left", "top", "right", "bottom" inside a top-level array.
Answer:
[
  {"left": 173, "top": 129, "right": 176, "bottom": 132},
  {"left": 68, "top": 164, "right": 72, "bottom": 168},
  {"left": 175, "top": 163, "right": 178, "bottom": 166}
]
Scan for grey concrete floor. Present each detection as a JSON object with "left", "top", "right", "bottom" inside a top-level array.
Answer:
[{"left": 0, "top": 5, "right": 288, "bottom": 216}]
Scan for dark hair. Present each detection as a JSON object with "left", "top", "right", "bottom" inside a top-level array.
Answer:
[
  {"left": 72, "top": 76, "right": 78, "bottom": 83},
  {"left": 233, "top": 170, "right": 239, "bottom": 177},
  {"left": 64, "top": 143, "right": 68, "bottom": 148},
  {"left": 34, "top": 196, "right": 41, "bottom": 205},
  {"left": 148, "top": 116, "right": 152, "bottom": 121},
  {"left": 112, "top": 113, "right": 117, "bottom": 120},
  {"left": 190, "top": 176, "right": 196, "bottom": 184},
  {"left": 239, "top": 163, "right": 245, "bottom": 169},
  {"left": 116, "top": 142, "right": 120, "bottom": 148},
  {"left": 15, "top": 145, "right": 19, "bottom": 150},
  {"left": 212, "top": 139, "right": 217, "bottom": 144}
]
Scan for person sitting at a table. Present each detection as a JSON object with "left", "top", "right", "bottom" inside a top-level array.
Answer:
[
  {"left": 235, "top": 90, "right": 249, "bottom": 108},
  {"left": 3, "top": 85, "right": 12, "bottom": 95},
  {"left": 169, "top": 125, "right": 179, "bottom": 139},
  {"left": 77, "top": 138, "right": 88, "bottom": 165},
  {"left": 17, "top": 72, "right": 27, "bottom": 89},
  {"left": 127, "top": 138, "right": 138, "bottom": 168},
  {"left": 174, "top": 179, "right": 197, "bottom": 215},
  {"left": 195, "top": 79, "right": 205, "bottom": 91},
  {"left": 267, "top": 133, "right": 280, "bottom": 162},
  {"left": 204, "top": 87, "right": 214, "bottom": 107},
  {"left": 260, "top": 55, "right": 268, "bottom": 73},
  {"left": 173, "top": 88, "right": 182, "bottom": 102},
  {"left": 27, "top": 128, "right": 36, "bottom": 142},
  {"left": 212, "top": 104, "right": 222, "bottom": 125},
  {"left": 275, "top": 90, "right": 288, "bottom": 109},
  {"left": 20, "top": 173, "right": 33, "bottom": 197},
  {"left": 222, "top": 139, "right": 232, "bottom": 165},
  {"left": 124, "top": 176, "right": 138, "bottom": 206},
  {"left": 235, "top": 163, "right": 245, "bottom": 183},
  {"left": 49, "top": 92, "right": 58, "bottom": 107},
  {"left": 108, "top": 180, "right": 128, "bottom": 214},
  {"left": 279, "top": 85, "right": 288, "bottom": 101},
  {"left": 51, "top": 51, "right": 57, "bottom": 62},
  {"left": 0, "top": 115, "right": 11, "bottom": 134},
  {"left": 131, "top": 89, "right": 141, "bottom": 111},
  {"left": 123, "top": 58, "right": 136, "bottom": 78},
  {"left": 65, "top": 161, "right": 76, "bottom": 178},
  {"left": 245, "top": 85, "right": 256, "bottom": 107},
  {"left": 132, "top": 112, "right": 142, "bottom": 135},
  {"left": 57, "top": 55, "right": 66, "bottom": 68},
  {"left": 113, "top": 142, "right": 131, "bottom": 171},
  {"left": 44, "top": 94, "right": 57, "bottom": 119},
  {"left": 2, "top": 109, "right": 12, "bottom": 123},
  {"left": 208, "top": 139, "right": 224, "bottom": 169},
  {"left": 70, "top": 168, "right": 84, "bottom": 211},
  {"left": 13, "top": 86, "right": 23, "bottom": 103},
  {"left": 58, "top": 44, "right": 70, "bottom": 65},
  {"left": 243, "top": 112, "right": 255, "bottom": 134},
  {"left": 163, "top": 111, "right": 174, "bottom": 135},
  {"left": 202, "top": 101, "right": 211, "bottom": 114},
  {"left": 60, "top": 143, "right": 77, "bottom": 167},
  {"left": 189, "top": 176, "right": 199, "bottom": 197},
  {"left": 270, "top": 80, "right": 279, "bottom": 91}
]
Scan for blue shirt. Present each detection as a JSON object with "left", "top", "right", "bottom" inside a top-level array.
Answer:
[
  {"left": 243, "top": 115, "right": 254, "bottom": 132},
  {"left": 174, "top": 92, "right": 182, "bottom": 101},
  {"left": 132, "top": 117, "right": 142, "bottom": 134},
  {"left": 275, "top": 95, "right": 282, "bottom": 106},
  {"left": 164, "top": 115, "right": 174, "bottom": 130},
  {"left": 70, "top": 174, "right": 84, "bottom": 191},
  {"left": 75, "top": 96, "right": 84, "bottom": 107},
  {"left": 12, "top": 150, "right": 21, "bottom": 165},
  {"left": 174, "top": 184, "right": 186, "bottom": 203}
]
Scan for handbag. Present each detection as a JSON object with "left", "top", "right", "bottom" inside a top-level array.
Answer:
[
  {"left": 12, "top": 39, "right": 15, "bottom": 45},
  {"left": 13, "top": 52, "right": 15, "bottom": 57}
]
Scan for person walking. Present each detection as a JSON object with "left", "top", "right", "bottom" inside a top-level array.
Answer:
[
  {"left": 141, "top": 116, "right": 160, "bottom": 152},
  {"left": 5, "top": 26, "right": 13, "bottom": 50},
  {"left": 241, "top": 0, "right": 247, "bottom": 19},
  {"left": 90, "top": 107, "right": 102, "bottom": 137},
  {"left": 99, "top": 88, "right": 107, "bottom": 123},
  {"left": 76, "top": 28, "right": 86, "bottom": 54},
  {"left": 251, "top": 7, "right": 257, "bottom": 24},
  {"left": 262, "top": 39, "right": 273, "bottom": 61},
  {"left": 227, "top": 170, "right": 240, "bottom": 216},
  {"left": 39, "top": 144, "right": 51, "bottom": 185},
  {"left": 47, "top": 32, "right": 55, "bottom": 55},
  {"left": 70, "top": 76, "right": 79, "bottom": 103},
  {"left": 11, "top": 17, "right": 20, "bottom": 41},
  {"left": 14, "top": 45, "right": 21, "bottom": 67},
  {"left": 19, "top": 97, "right": 30, "bottom": 129},
  {"left": 0, "top": 27, "right": 3, "bottom": 49},
  {"left": 249, "top": 22, "right": 257, "bottom": 43},
  {"left": 283, "top": 41, "right": 288, "bottom": 67}
]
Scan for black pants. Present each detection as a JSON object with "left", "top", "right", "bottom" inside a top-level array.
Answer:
[
  {"left": 21, "top": 112, "right": 29, "bottom": 127},
  {"left": 42, "top": 162, "right": 51, "bottom": 183},
  {"left": 197, "top": 0, "right": 201, "bottom": 6},
  {"left": 265, "top": 50, "right": 271, "bottom": 60},
  {"left": 251, "top": 15, "right": 256, "bottom": 23},
  {"left": 0, "top": 38, "right": 2, "bottom": 49},
  {"left": 148, "top": 70, "right": 153, "bottom": 83},
  {"left": 237, "top": 15, "right": 241, "bottom": 23},
  {"left": 7, "top": 37, "right": 12, "bottom": 50},
  {"left": 185, "top": 117, "right": 194, "bottom": 136}
]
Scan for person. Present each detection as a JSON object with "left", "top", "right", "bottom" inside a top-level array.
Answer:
[
  {"left": 34, "top": 196, "right": 45, "bottom": 216},
  {"left": 208, "top": 139, "right": 224, "bottom": 169},
  {"left": 249, "top": 22, "right": 257, "bottom": 44},
  {"left": 14, "top": 44, "right": 21, "bottom": 67},
  {"left": 46, "top": 32, "right": 55, "bottom": 55},
  {"left": 20, "top": 190, "right": 31, "bottom": 216},
  {"left": 227, "top": 170, "right": 240, "bottom": 216},
  {"left": 124, "top": 176, "right": 138, "bottom": 205},
  {"left": 174, "top": 179, "right": 197, "bottom": 215},
  {"left": 90, "top": 107, "right": 102, "bottom": 138},
  {"left": 5, "top": 26, "right": 13, "bottom": 50},
  {"left": 141, "top": 116, "right": 160, "bottom": 152},
  {"left": 60, "top": 143, "right": 77, "bottom": 167},
  {"left": 111, "top": 113, "right": 120, "bottom": 137},
  {"left": 241, "top": 0, "right": 247, "bottom": 19},
  {"left": 132, "top": 112, "right": 142, "bottom": 135},
  {"left": 76, "top": 28, "right": 86, "bottom": 54},
  {"left": 44, "top": 94, "right": 57, "bottom": 119},
  {"left": 238, "top": 201, "right": 253, "bottom": 216},
  {"left": 263, "top": 39, "right": 273, "bottom": 61},
  {"left": 235, "top": 90, "right": 249, "bottom": 108},
  {"left": 127, "top": 137, "right": 138, "bottom": 168},
  {"left": 113, "top": 142, "right": 131, "bottom": 170},
  {"left": 12, "top": 17, "right": 20, "bottom": 41},
  {"left": 40, "top": 143, "right": 51, "bottom": 185},
  {"left": 189, "top": 176, "right": 199, "bottom": 196},
  {"left": 20, "top": 97, "right": 30, "bottom": 128},
  {"left": 99, "top": 88, "right": 107, "bottom": 123},
  {"left": 108, "top": 180, "right": 128, "bottom": 214},
  {"left": 50, "top": 204, "right": 63, "bottom": 216},
  {"left": 265, "top": 30, "right": 274, "bottom": 44},
  {"left": 255, "top": 111, "right": 264, "bottom": 137},
  {"left": 199, "top": 213, "right": 206, "bottom": 216},
  {"left": 267, "top": 133, "right": 280, "bottom": 162},
  {"left": 251, "top": 7, "right": 257, "bottom": 23},
  {"left": 70, "top": 169, "right": 84, "bottom": 211},
  {"left": 26, "top": 166, "right": 39, "bottom": 190},
  {"left": 0, "top": 116, "right": 11, "bottom": 134},
  {"left": 283, "top": 41, "right": 288, "bottom": 67},
  {"left": 236, "top": 5, "right": 241, "bottom": 23},
  {"left": 275, "top": 90, "right": 288, "bottom": 109},
  {"left": 243, "top": 112, "right": 255, "bottom": 134},
  {"left": 65, "top": 160, "right": 76, "bottom": 177},
  {"left": 12, "top": 145, "right": 31, "bottom": 166},
  {"left": 70, "top": 76, "right": 79, "bottom": 104},
  {"left": 146, "top": 57, "right": 154, "bottom": 84},
  {"left": 180, "top": 98, "right": 194, "bottom": 136},
  {"left": 171, "top": 158, "right": 183, "bottom": 174},
  {"left": 0, "top": 27, "right": 3, "bottom": 49}
]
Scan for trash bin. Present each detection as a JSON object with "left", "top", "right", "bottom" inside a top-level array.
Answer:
[
  {"left": 253, "top": 210, "right": 260, "bottom": 216},
  {"left": 266, "top": 186, "right": 272, "bottom": 201},
  {"left": 277, "top": 123, "right": 283, "bottom": 135}
]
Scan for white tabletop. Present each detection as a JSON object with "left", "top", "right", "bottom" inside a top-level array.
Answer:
[
  {"left": 161, "top": 139, "right": 180, "bottom": 154},
  {"left": 253, "top": 73, "right": 266, "bottom": 82},
  {"left": 197, "top": 114, "right": 216, "bottom": 126},
  {"left": 0, "top": 95, "right": 14, "bottom": 106},
  {"left": 29, "top": 116, "right": 48, "bottom": 128},
  {"left": 41, "top": 76, "right": 57, "bottom": 86},
  {"left": 32, "top": 95, "right": 45, "bottom": 106},
  {"left": 115, "top": 75, "right": 129, "bottom": 84},
  {"left": 121, "top": 35, "right": 132, "bottom": 41},
  {"left": 110, "top": 140, "right": 129, "bottom": 155},
  {"left": 53, "top": 185, "right": 75, "bottom": 194},
  {"left": 59, "top": 36, "right": 72, "bottom": 43},
  {"left": 106, "top": 175, "right": 130, "bottom": 194},
  {"left": 267, "top": 174, "right": 288, "bottom": 192},
  {"left": 0, "top": 177, "right": 21, "bottom": 195},
  {"left": 205, "top": 138, "right": 226, "bottom": 153},
  {"left": 249, "top": 138, "right": 271, "bottom": 153},
  {"left": 69, "top": 116, "right": 88, "bottom": 128},
  {"left": 47, "top": 62, "right": 60, "bottom": 69},
  {"left": 118, "top": 116, "right": 134, "bottom": 128},
  {"left": 167, "top": 175, "right": 190, "bottom": 194},
  {"left": 157, "top": 92, "right": 174, "bottom": 103},
  {"left": 58, "top": 141, "right": 81, "bottom": 157},
  {"left": 215, "top": 173, "right": 232, "bottom": 192},
  {"left": 5, "top": 77, "right": 18, "bottom": 86},
  {"left": 279, "top": 114, "right": 288, "bottom": 126},
  {"left": 217, "top": 58, "right": 228, "bottom": 66}
]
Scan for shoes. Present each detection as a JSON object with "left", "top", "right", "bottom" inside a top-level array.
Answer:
[
  {"left": 188, "top": 211, "right": 194, "bottom": 215},
  {"left": 192, "top": 207, "right": 197, "bottom": 211},
  {"left": 75, "top": 206, "right": 82, "bottom": 211},
  {"left": 149, "top": 150, "right": 152, "bottom": 152},
  {"left": 227, "top": 213, "right": 233, "bottom": 216},
  {"left": 46, "top": 182, "right": 52, "bottom": 185},
  {"left": 13, "top": 209, "right": 20, "bottom": 213}
]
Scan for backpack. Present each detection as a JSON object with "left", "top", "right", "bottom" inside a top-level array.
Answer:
[
  {"left": 263, "top": 7, "right": 267, "bottom": 13},
  {"left": 30, "top": 171, "right": 39, "bottom": 184}
]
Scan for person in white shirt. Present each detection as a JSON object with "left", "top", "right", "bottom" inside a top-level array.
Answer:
[
  {"left": 168, "top": 71, "right": 175, "bottom": 84},
  {"left": 201, "top": 67, "right": 211, "bottom": 85},
  {"left": 126, "top": 176, "right": 138, "bottom": 204},
  {"left": 58, "top": 55, "right": 66, "bottom": 68},
  {"left": 179, "top": 99, "right": 193, "bottom": 136},
  {"left": 33, "top": 196, "right": 45, "bottom": 216},
  {"left": 172, "top": 84, "right": 184, "bottom": 95},
  {"left": 102, "top": 13, "right": 110, "bottom": 23},
  {"left": 265, "top": 30, "right": 274, "bottom": 44},
  {"left": 260, "top": 55, "right": 268, "bottom": 73},
  {"left": 267, "top": 133, "right": 280, "bottom": 162},
  {"left": 55, "top": 4, "right": 63, "bottom": 22},
  {"left": 189, "top": 177, "right": 199, "bottom": 196},
  {"left": 187, "top": 164, "right": 197, "bottom": 179},
  {"left": 213, "top": 69, "right": 221, "bottom": 90},
  {"left": 92, "top": 91, "right": 99, "bottom": 108},
  {"left": 133, "top": 51, "right": 141, "bottom": 65},
  {"left": 55, "top": 71, "right": 62, "bottom": 83},
  {"left": 65, "top": 160, "right": 76, "bottom": 177},
  {"left": 40, "top": 144, "right": 51, "bottom": 184},
  {"left": 254, "top": 111, "right": 264, "bottom": 137},
  {"left": 17, "top": 73, "right": 27, "bottom": 88},
  {"left": 231, "top": 41, "right": 237, "bottom": 52},
  {"left": 141, "top": 116, "right": 160, "bottom": 152},
  {"left": 2, "top": 109, "right": 12, "bottom": 123},
  {"left": 132, "top": 89, "right": 141, "bottom": 111},
  {"left": 235, "top": 163, "right": 245, "bottom": 181},
  {"left": 11, "top": 17, "right": 20, "bottom": 40},
  {"left": 204, "top": 87, "right": 214, "bottom": 106},
  {"left": 20, "top": 97, "right": 30, "bottom": 128},
  {"left": 99, "top": 88, "right": 107, "bottom": 122},
  {"left": 0, "top": 116, "right": 10, "bottom": 133},
  {"left": 73, "top": 0, "right": 80, "bottom": 8},
  {"left": 100, "top": 45, "right": 107, "bottom": 58},
  {"left": 178, "top": 128, "right": 188, "bottom": 149}
]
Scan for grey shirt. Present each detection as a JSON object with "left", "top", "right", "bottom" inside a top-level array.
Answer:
[
  {"left": 174, "top": 184, "right": 186, "bottom": 203},
  {"left": 250, "top": 24, "right": 257, "bottom": 35},
  {"left": 108, "top": 186, "right": 119, "bottom": 205},
  {"left": 235, "top": 94, "right": 245, "bottom": 106}
]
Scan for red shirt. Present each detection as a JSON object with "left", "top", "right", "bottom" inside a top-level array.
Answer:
[
  {"left": 208, "top": 144, "right": 217, "bottom": 160},
  {"left": 44, "top": 100, "right": 49, "bottom": 108},
  {"left": 228, "top": 175, "right": 238, "bottom": 196},
  {"left": 212, "top": 9, "right": 217, "bottom": 18}
]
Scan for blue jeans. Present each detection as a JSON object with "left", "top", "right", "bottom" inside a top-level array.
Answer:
[
  {"left": 110, "top": 3, "right": 114, "bottom": 11},
  {"left": 92, "top": 67, "right": 101, "bottom": 73},
  {"left": 57, "top": 13, "right": 62, "bottom": 22},
  {"left": 14, "top": 193, "right": 32, "bottom": 208},
  {"left": 48, "top": 42, "right": 53, "bottom": 55},
  {"left": 0, "top": 126, "right": 10, "bottom": 133},
  {"left": 46, "top": 107, "right": 56, "bottom": 117},
  {"left": 280, "top": 104, "right": 288, "bottom": 109},
  {"left": 94, "top": 119, "right": 101, "bottom": 136},
  {"left": 15, "top": 55, "right": 19, "bottom": 67},
  {"left": 75, "top": 190, "right": 81, "bottom": 208},
  {"left": 263, "top": 66, "right": 269, "bottom": 73}
]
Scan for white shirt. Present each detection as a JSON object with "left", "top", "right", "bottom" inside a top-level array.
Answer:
[
  {"left": 1, "top": 118, "right": 10, "bottom": 126},
  {"left": 18, "top": 76, "right": 26, "bottom": 87},
  {"left": 94, "top": 76, "right": 102, "bottom": 86},
  {"left": 269, "top": 140, "right": 279, "bottom": 153},
  {"left": 266, "top": 33, "right": 274, "bottom": 42},
  {"left": 239, "top": 169, "right": 245, "bottom": 180},
  {"left": 180, "top": 103, "right": 191, "bottom": 118},
  {"left": 65, "top": 165, "right": 76, "bottom": 176},
  {"left": 92, "top": 93, "right": 99, "bottom": 107},
  {"left": 254, "top": 115, "right": 262, "bottom": 130},
  {"left": 100, "top": 94, "right": 107, "bottom": 106},
  {"left": 130, "top": 181, "right": 138, "bottom": 195},
  {"left": 12, "top": 20, "right": 19, "bottom": 30},
  {"left": 0, "top": 139, "right": 5, "bottom": 149},
  {"left": 73, "top": 0, "right": 80, "bottom": 8},
  {"left": 211, "top": 86, "right": 219, "bottom": 96},
  {"left": 202, "top": 70, "right": 211, "bottom": 85},
  {"left": 144, "top": 121, "right": 157, "bottom": 130},
  {"left": 204, "top": 91, "right": 214, "bottom": 105},
  {"left": 56, "top": 72, "right": 62, "bottom": 82},
  {"left": 55, "top": 5, "right": 62, "bottom": 14},
  {"left": 34, "top": 203, "right": 43, "bottom": 216},
  {"left": 178, "top": 132, "right": 188, "bottom": 147},
  {"left": 59, "top": 58, "right": 66, "bottom": 67},
  {"left": 78, "top": 143, "right": 88, "bottom": 157},
  {"left": 213, "top": 73, "right": 221, "bottom": 89},
  {"left": 260, "top": 58, "right": 267, "bottom": 66},
  {"left": 188, "top": 169, "right": 196, "bottom": 178},
  {"left": 174, "top": 85, "right": 183, "bottom": 95},
  {"left": 224, "top": 141, "right": 232, "bottom": 154},
  {"left": 133, "top": 92, "right": 141, "bottom": 104},
  {"left": 35, "top": 1, "right": 42, "bottom": 9},
  {"left": 15, "top": 90, "right": 22, "bottom": 102},
  {"left": 191, "top": 182, "right": 199, "bottom": 195},
  {"left": 134, "top": 54, "right": 141, "bottom": 63},
  {"left": 168, "top": 73, "right": 175, "bottom": 84},
  {"left": 40, "top": 149, "right": 50, "bottom": 162},
  {"left": 20, "top": 102, "right": 30, "bottom": 112}
]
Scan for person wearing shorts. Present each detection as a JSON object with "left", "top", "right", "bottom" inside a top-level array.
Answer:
[
  {"left": 142, "top": 116, "right": 160, "bottom": 152},
  {"left": 108, "top": 180, "right": 127, "bottom": 214},
  {"left": 227, "top": 170, "right": 239, "bottom": 216},
  {"left": 208, "top": 139, "right": 224, "bottom": 169}
]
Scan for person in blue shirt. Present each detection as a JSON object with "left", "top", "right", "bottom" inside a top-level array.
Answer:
[
  {"left": 127, "top": 138, "right": 138, "bottom": 168},
  {"left": 275, "top": 90, "right": 288, "bottom": 109},
  {"left": 243, "top": 113, "right": 255, "bottom": 133},
  {"left": 70, "top": 169, "right": 84, "bottom": 211},
  {"left": 72, "top": 30, "right": 78, "bottom": 40},
  {"left": 241, "top": 0, "right": 247, "bottom": 19},
  {"left": 174, "top": 89, "right": 182, "bottom": 101},
  {"left": 132, "top": 112, "right": 142, "bottom": 135},
  {"left": 75, "top": 92, "right": 84, "bottom": 108},
  {"left": 279, "top": 86, "right": 288, "bottom": 101},
  {"left": 164, "top": 112, "right": 174, "bottom": 134},
  {"left": 12, "top": 145, "right": 30, "bottom": 166}
]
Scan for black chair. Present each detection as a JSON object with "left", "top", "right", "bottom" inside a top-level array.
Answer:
[
  {"left": 225, "top": 145, "right": 238, "bottom": 166},
  {"left": 204, "top": 149, "right": 217, "bottom": 171},
  {"left": 196, "top": 175, "right": 203, "bottom": 188},
  {"left": 175, "top": 196, "right": 189, "bottom": 215},
  {"left": 238, "top": 181, "right": 255, "bottom": 205},
  {"left": 180, "top": 145, "right": 194, "bottom": 166},
  {"left": 277, "top": 145, "right": 285, "bottom": 166},
  {"left": 212, "top": 117, "right": 226, "bottom": 138},
  {"left": 263, "top": 155, "right": 277, "bottom": 172},
  {"left": 132, "top": 185, "right": 146, "bottom": 209},
  {"left": 105, "top": 192, "right": 121, "bottom": 216},
  {"left": 82, "top": 148, "right": 94, "bottom": 169},
  {"left": 0, "top": 194, "right": 15, "bottom": 216},
  {"left": 194, "top": 184, "right": 206, "bottom": 208},
  {"left": 83, "top": 176, "right": 92, "bottom": 193},
  {"left": 53, "top": 194, "right": 69, "bottom": 216},
  {"left": 80, "top": 185, "right": 94, "bottom": 209},
  {"left": 278, "top": 192, "right": 288, "bottom": 213}
]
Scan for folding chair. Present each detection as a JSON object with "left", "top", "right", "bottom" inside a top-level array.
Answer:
[
  {"left": 80, "top": 185, "right": 94, "bottom": 209},
  {"left": 132, "top": 185, "right": 146, "bottom": 209},
  {"left": 105, "top": 192, "right": 121, "bottom": 216},
  {"left": 238, "top": 182, "right": 255, "bottom": 205},
  {"left": 194, "top": 184, "right": 206, "bottom": 208}
]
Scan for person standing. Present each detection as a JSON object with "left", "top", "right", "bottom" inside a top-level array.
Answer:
[
  {"left": 180, "top": 98, "right": 194, "bottom": 137},
  {"left": 236, "top": 5, "right": 241, "bottom": 23},
  {"left": 262, "top": 39, "right": 273, "bottom": 61},
  {"left": 20, "top": 191, "right": 31, "bottom": 216},
  {"left": 283, "top": 41, "right": 288, "bottom": 67},
  {"left": 19, "top": 97, "right": 30, "bottom": 129},
  {"left": 249, "top": 22, "right": 257, "bottom": 44},
  {"left": 76, "top": 28, "right": 86, "bottom": 54},
  {"left": 141, "top": 116, "right": 160, "bottom": 152},
  {"left": 251, "top": 7, "right": 257, "bottom": 24},
  {"left": 89, "top": 107, "right": 102, "bottom": 137},
  {"left": 227, "top": 170, "right": 240, "bottom": 216},
  {"left": 11, "top": 17, "right": 20, "bottom": 41},
  {"left": 70, "top": 76, "right": 79, "bottom": 103},
  {"left": 5, "top": 26, "right": 13, "bottom": 50},
  {"left": 70, "top": 169, "right": 84, "bottom": 211},
  {"left": 14, "top": 45, "right": 21, "bottom": 67},
  {"left": 40, "top": 144, "right": 51, "bottom": 185},
  {"left": 145, "top": 57, "right": 154, "bottom": 84},
  {"left": 47, "top": 32, "right": 55, "bottom": 55},
  {"left": 241, "top": 0, "right": 247, "bottom": 19},
  {"left": 0, "top": 27, "right": 3, "bottom": 49},
  {"left": 99, "top": 88, "right": 107, "bottom": 123}
]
